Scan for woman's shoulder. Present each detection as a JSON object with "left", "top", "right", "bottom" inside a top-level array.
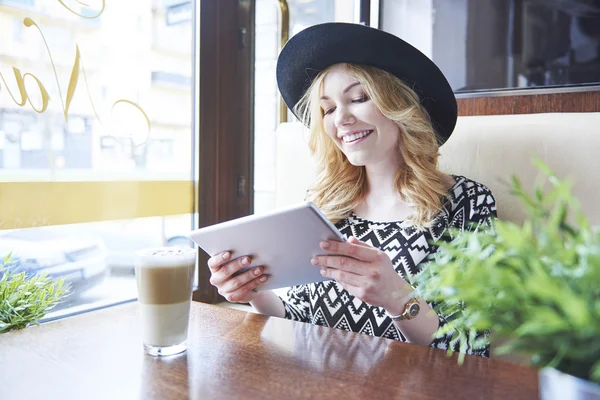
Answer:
[
  {"left": 446, "top": 174, "right": 497, "bottom": 222},
  {"left": 448, "top": 175, "right": 495, "bottom": 200}
]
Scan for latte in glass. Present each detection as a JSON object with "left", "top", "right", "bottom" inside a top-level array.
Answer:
[{"left": 134, "top": 247, "right": 196, "bottom": 356}]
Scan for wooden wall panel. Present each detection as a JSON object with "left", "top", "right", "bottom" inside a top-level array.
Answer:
[{"left": 457, "top": 89, "right": 600, "bottom": 116}]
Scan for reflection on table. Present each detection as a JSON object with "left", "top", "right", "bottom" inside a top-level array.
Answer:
[{"left": 0, "top": 302, "right": 539, "bottom": 400}]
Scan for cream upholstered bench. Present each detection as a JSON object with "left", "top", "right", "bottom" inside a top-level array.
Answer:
[
  {"left": 274, "top": 112, "right": 600, "bottom": 361},
  {"left": 275, "top": 112, "right": 600, "bottom": 226}
]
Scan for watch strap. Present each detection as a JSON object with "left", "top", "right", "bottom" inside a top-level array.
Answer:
[{"left": 386, "top": 297, "right": 421, "bottom": 321}]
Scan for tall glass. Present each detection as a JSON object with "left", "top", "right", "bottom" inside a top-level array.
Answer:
[{"left": 134, "top": 247, "right": 196, "bottom": 356}]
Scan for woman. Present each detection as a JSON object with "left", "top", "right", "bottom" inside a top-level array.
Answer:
[{"left": 207, "top": 23, "right": 496, "bottom": 355}]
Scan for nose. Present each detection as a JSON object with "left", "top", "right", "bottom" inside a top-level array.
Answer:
[{"left": 334, "top": 105, "right": 355, "bottom": 128}]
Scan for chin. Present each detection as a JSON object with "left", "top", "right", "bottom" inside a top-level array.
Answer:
[{"left": 345, "top": 156, "right": 368, "bottom": 167}]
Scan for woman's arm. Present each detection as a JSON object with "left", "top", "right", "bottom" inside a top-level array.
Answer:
[
  {"left": 312, "top": 236, "right": 439, "bottom": 346},
  {"left": 249, "top": 290, "right": 285, "bottom": 318},
  {"left": 384, "top": 295, "right": 440, "bottom": 346}
]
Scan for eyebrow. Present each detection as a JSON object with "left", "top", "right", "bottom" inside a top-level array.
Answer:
[{"left": 320, "top": 81, "right": 361, "bottom": 100}]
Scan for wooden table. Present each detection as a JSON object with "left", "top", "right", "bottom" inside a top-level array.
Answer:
[{"left": 0, "top": 302, "right": 539, "bottom": 399}]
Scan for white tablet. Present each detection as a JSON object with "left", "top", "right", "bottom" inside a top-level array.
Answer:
[{"left": 188, "top": 202, "right": 345, "bottom": 291}]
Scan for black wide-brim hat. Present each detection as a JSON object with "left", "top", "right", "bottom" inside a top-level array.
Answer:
[{"left": 276, "top": 22, "right": 457, "bottom": 145}]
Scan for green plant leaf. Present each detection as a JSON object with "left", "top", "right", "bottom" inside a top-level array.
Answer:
[
  {"left": 415, "top": 160, "right": 600, "bottom": 383},
  {"left": 0, "top": 254, "right": 70, "bottom": 334},
  {"left": 3, "top": 253, "right": 12, "bottom": 266}
]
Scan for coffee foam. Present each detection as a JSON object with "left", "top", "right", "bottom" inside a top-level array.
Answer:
[{"left": 135, "top": 247, "right": 197, "bottom": 268}]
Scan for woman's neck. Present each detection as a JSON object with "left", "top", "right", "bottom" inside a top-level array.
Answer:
[
  {"left": 354, "top": 165, "right": 455, "bottom": 222},
  {"left": 354, "top": 160, "right": 412, "bottom": 222},
  {"left": 365, "top": 167, "right": 399, "bottom": 197}
]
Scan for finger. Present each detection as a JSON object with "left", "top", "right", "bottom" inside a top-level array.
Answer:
[
  {"left": 224, "top": 274, "right": 269, "bottom": 303},
  {"left": 348, "top": 236, "right": 372, "bottom": 247},
  {"left": 320, "top": 239, "right": 379, "bottom": 262},
  {"left": 211, "top": 256, "right": 251, "bottom": 286},
  {"left": 320, "top": 267, "right": 362, "bottom": 286},
  {"left": 220, "top": 265, "right": 264, "bottom": 294},
  {"left": 312, "top": 255, "right": 366, "bottom": 275},
  {"left": 208, "top": 251, "right": 231, "bottom": 271}
]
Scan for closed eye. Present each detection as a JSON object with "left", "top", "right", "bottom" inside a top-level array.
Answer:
[
  {"left": 352, "top": 95, "right": 369, "bottom": 104},
  {"left": 322, "top": 95, "right": 367, "bottom": 116}
]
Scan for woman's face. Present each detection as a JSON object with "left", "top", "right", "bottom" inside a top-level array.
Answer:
[{"left": 319, "top": 65, "right": 400, "bottom": 168}]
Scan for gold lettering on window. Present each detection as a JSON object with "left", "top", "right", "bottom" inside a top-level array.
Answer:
[
  {"left": 0, "top": 11, "right": 150, "bottom": 146},
  {"left": 57, "top": 0, "right": 105, "bottom": 19},
  {"left": 0, "top": 67, "right": 50, "bottom": 112}
]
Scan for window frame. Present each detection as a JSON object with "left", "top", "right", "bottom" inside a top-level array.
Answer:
[{"left": 194, "top": 0, "right": 255, "bottom": 303}]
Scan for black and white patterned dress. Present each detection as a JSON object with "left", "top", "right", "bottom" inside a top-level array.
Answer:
[{"left": 280, "top": 175, "right": 497, "bottom": 356}]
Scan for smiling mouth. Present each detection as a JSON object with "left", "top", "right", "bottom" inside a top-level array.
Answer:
[{"left": 343, "top": 130, "right": 373, "bottom": 144}]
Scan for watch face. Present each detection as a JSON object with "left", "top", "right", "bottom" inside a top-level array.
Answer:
[{"left": 408, "top": 303, "right": 420, "bottom": 318}]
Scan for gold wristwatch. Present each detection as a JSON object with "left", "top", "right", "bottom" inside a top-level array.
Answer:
[{"left": 387, "top": 298, "right": 421, "bottom": 321}]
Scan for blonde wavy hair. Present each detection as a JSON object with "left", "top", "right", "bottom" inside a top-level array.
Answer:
[{"left": 294, "top": 63, "right": 450, "bottom": 228}]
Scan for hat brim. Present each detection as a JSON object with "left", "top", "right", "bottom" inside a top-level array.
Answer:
[{"left": 276, "top": 23, "right": 457, "bottom": 145}]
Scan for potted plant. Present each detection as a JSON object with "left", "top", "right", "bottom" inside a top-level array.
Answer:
[
  {"left": 0, "top": 253, "right": 70, "bottom": 333},
  {"left": 412, "top": 160, "right": 600, "bottom": 399}
]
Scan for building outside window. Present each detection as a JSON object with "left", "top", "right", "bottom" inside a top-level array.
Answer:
[{"left": 0, "top": 0, "right": 197, "bottom": 320}]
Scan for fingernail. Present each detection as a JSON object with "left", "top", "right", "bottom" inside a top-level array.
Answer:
[
  {"left": 320, "top": 268, "right": 327, "bottom": 276},
  {"left": 311, "top": 257, "right": 318, "bottom": 265},
  {"left": 320, "top": 241, "right": 329, "bottom": 249},
  {"left": 259, "top": 276, "right": 267, "bottom": 282},
  {"left": 222, "top": 252, "right": 230, "bottom": 260},
  {"left": 253, "top": 267, "right": 261, "bottom": 276},
  {"left": 241, "top": 257, "right": 249, "bottom": 265}
]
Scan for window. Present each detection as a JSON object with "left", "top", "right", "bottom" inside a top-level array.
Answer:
[
  {"left": 380, "top": 0, "right": 600, "bottom": 93},
  {"left": 253, "top": 0, "right": 356, "bottom": 214},
  {"left": 0, "top": 1, "right": 197, "bottom": 319},
  {"left": 0, "top": 0, "right": 35, "bottom": 8}
]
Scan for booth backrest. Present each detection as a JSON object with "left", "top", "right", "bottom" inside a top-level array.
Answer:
[{"left": 275, "top": 113, "right": 600, "bottom": 226}]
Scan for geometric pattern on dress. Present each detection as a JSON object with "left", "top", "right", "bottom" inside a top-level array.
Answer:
[{"left": 280, "top": 175, "right": 497, "bottom": 357}]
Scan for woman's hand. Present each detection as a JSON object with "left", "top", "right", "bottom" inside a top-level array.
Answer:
[
  {"left": 311, "top": 236, "right": 413, "bottom": 312},
  {"left": 207, "top": 252, "right": 268, "bottom": 303}
]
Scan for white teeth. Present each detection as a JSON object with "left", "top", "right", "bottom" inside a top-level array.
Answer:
[{"left": 343, "top": 130, "right": 372, "bottom": 143}]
